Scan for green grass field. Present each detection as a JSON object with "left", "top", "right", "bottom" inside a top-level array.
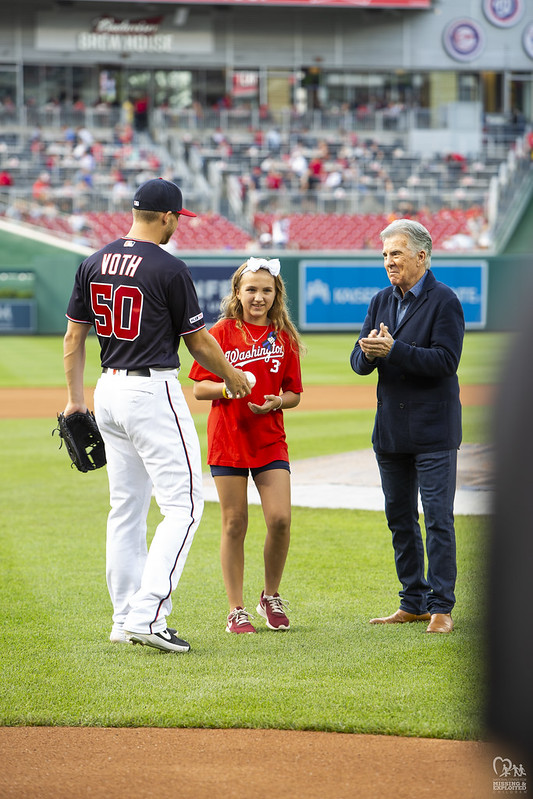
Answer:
[
  {"left": 0, "top": 333, "right": 502, "bottom": 738},
  {"left": 0, "top": 330, "right": 510, "bottom": 389}
]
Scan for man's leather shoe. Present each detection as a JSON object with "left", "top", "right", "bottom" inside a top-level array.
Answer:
[
  {"left": 369, "top": 609, "right": 431, "bottom": 624},
  {"left": 426, "top": 613, "right": 454, "bottom": 633}
]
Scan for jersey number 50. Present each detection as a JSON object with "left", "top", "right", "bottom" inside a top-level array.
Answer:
[{"left": 91, "top": 283, "right": 143, "bottom": 340}]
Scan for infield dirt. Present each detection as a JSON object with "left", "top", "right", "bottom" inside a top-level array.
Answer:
[{"left": 0, "top": 382, "right": 493, "bottom": 418}]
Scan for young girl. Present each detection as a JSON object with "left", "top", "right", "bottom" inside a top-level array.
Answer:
[{"left": 188, "top": 257, "right": 304, "bottom": 633}]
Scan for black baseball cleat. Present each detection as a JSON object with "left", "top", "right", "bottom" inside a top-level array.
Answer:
[{"left": 124, "top": 628, "right": 190, "bottom": 653}]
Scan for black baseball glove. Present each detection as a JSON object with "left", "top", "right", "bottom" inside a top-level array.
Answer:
[{"left": 54, "top": 410, "right": 107, "bottom": 473}]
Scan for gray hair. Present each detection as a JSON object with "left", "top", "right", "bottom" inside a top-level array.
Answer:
[{"left": 379, "top": 219, "right": 432, "bottom": 269}]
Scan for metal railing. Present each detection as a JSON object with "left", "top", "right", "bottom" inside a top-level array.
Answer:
[
  {"left": 1, "top": 102, "right": 527, "bottom": 145},
  {"left": 0, "top": 104, "right": 431, "bottom": 136}
]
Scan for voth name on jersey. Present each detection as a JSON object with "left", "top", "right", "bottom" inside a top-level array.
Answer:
[{"left": 100, "top": 251, "right": 143, "bottom": 277}]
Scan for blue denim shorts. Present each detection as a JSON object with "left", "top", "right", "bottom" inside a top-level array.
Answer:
[{"left": 210, "top": 460, "right": 290, "bottom": 479}]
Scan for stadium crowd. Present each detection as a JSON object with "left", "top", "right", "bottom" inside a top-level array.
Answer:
[{"left": 0, "top": 98, "right": 530, "bottom": 252}]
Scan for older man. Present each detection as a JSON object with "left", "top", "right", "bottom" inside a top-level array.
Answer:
[{"left": 350, "top": 219, "right": 464, "bottom": 634}]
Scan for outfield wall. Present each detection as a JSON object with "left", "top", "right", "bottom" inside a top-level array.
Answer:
[{"left": 0, "top": 223, "right": 528, "bottom": 335}]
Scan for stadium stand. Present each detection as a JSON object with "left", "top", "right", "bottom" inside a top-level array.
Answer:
[
  {"left": 0, "top": 106, "right": 531, "bottom": 252},
  {"left": 83, "top": 211, "right": 252, "bottom": 251},
  {"left": 253, "top": 207, "right": 488, "bottom": 251}
]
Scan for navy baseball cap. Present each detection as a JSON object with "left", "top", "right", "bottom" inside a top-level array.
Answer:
[{"left": 132, "top": 178, "right": 196, "bottom": 217}]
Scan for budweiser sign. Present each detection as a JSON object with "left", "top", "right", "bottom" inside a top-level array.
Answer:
[{"left": 91, "top": 16, "right": 163, "bottom": 35}]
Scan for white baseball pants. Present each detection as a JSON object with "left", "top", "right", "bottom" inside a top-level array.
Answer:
[{"left": 94, "top": 369, "right": 204, "bottom": 635}]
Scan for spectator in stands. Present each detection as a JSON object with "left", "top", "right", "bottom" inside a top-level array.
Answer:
[
  {"left": 316, "top": 139, "right": 330, "bottom": 160},
  {"left": 265, "top": 166, "right": 284, "bottom": 191},
  {"left": 250, "top": 128, "right": 264, "bottom": 149},
  {"left": 133, "top": 95, "right": 149, "bottom": 133},
  {"left": 68, "top": 211, "right": 92, "bottom": 246},
  {"left": 306, "top": 156, "right": 324, "bottom": 192},
  {"left": 114, "top": 122, "right": 134, "bottom": 146},
  {"left": 69, "top": 211, "right": 88, "bottom": 233},
  {"left": 62, "top": 125, "right": 77, "bottom": 146},
  {"left": 122, "top": 96, "right": 134, "bottom": 126},
  {"left": 4, "top": 198, "right": 25, "bottom": 221},
  {"left": 32, "top": 172, "right": 51, "bottom": 203},
  {"left": 30, "top": 126, "right": 45, "bottom": 162},
  {"left": 250, "top": 166, "right": 263, "bottom": 190},
  {"left": 75, "top": 126, "right": 94, "bottom": 156},
  {"left": 0, "top": 94, "right": 16, "bottom": 119},
  {"left": 111, "top": 173, "right": 131, "bottom": 207},
  {"left": 266, "top": 127, "right": 282, "bottom": 154},
  {"left": 511, "top": 108, "right": 526, "bottom": 135},
  {"left": 182, "top": 99, "right": 198, "bottom": 120},
  {"left": 78, "top": 146, "right": 96, "bottom": 175},
  {"left": 271, "top": 215, "right": 290, "bottom": 249},
  {"left": 71, "top": 175, "right": 92, "bottom": 203},
  {"left": 289, "top": 147, "right": 308, "bottom": 188},
  {"left": 259, "top": 153, "right": 276, "bottom": 175},
  {"left": 445, "top": 153, "right": 467, "bottom": 177},
  {"left": 211, "top": 127, "right": 232, "bottom": 156},
  {"left": 241, "top": 167, "right": 263, "bottom": 216},
  {"left": 0, "top": 169, "right": 13, "bottom": 187},
  {"left": 30, "top": 199, "right": 58, "bottom": 224},
  {"left": 383, "top": 102, "right": 404, "bottom": 129},
  {"left": 324, "top": 165, "right": 343, "bottom": 191},
  {"left": 55, "top": 178, "right": 76, "bottom": 214},
  {"left": 43, "top": 96, "right": 61, "bottom": 113},
  {"left": 214, "top": 94, "right": 232, "bottom": 110},
  {"left": 187, "top": 139, "right": 205, "bottom": 173},
  {"left": 94, "top": 97, "right": 110, "bottom": 117},
  {"left": 527, "top": 130, "right": 533, "bottom": 160},
  {"left": 477, "top": 224, "right": 493, "bottom": 249}
]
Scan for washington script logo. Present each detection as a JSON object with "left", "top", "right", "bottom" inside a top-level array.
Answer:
[{"left": 225, "top": 340, "right": 284, "bottom": 368}]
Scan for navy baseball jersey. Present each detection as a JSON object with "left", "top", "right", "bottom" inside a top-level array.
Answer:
[{"left": 66, "top": 237, "right": 205, "bottom": 369}]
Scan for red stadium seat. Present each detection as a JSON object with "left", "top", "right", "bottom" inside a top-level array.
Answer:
[{"left": 1, "top": 206, "right": 487, "bottom": 252}]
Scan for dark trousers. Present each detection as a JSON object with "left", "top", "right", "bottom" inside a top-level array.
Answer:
[{"left": 376, "top": 449, "right": 458, "bottom": 615}]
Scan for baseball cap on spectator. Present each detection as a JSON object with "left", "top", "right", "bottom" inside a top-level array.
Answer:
[{"left": 132, "top": 178, "right": 196, "bottom": 217}]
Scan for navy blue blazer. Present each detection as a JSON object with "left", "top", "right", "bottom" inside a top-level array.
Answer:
[{"left": 350, "top": 270, "right": 465, "bottom": 454}]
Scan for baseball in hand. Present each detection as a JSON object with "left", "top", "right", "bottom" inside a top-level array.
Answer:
[{"left": 223, "top": 371, "right": 256, "bottom": 399}]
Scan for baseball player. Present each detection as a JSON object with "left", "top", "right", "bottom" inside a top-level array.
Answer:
[{"left": 62, "top": 178, "right": 251, "bottom": 653}]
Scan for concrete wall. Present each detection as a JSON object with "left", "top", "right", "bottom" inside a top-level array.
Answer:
[{"left": 1, "top": 0, "right": 533, "bottom": 72}]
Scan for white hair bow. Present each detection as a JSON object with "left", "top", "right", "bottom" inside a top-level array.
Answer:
[{"left": 242, "top": 257, "right": 281, "bottom": 277}]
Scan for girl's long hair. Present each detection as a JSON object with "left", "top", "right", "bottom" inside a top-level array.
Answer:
[{"left": 220, "top": 260, "right": 306, "bottom": 354}]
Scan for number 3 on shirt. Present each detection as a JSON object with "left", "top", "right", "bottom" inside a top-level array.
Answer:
[
  {"left": 270, "top": 359, "right": 281, "bottom": 373},
  {"left": 91, "top": 282, "right": 144, "bottom": 341}
]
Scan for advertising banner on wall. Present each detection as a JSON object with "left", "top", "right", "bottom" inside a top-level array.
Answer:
[
  {"left": 0, "top": 301, "right": 37, "bottom": 333},
  {"left": 299, "top": 260, "right": 488, "bottom": 331},
  {"left": 188, "top": 262, "right": 234, "bottom": 327},
  {"left": 0, "top": 271, "right": 37, "bottom": 333}
]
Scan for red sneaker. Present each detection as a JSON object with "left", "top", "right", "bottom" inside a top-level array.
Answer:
[
  {"left": 226, "top": 607, "right": 256, "bottom": 634},
  {"left": 256, "top": 591, "right": 290, "bottom": 630}
]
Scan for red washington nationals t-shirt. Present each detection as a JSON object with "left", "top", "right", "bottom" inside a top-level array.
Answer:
[{"left": 189, "top": 319, "right": 303, "bottom": 468}]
